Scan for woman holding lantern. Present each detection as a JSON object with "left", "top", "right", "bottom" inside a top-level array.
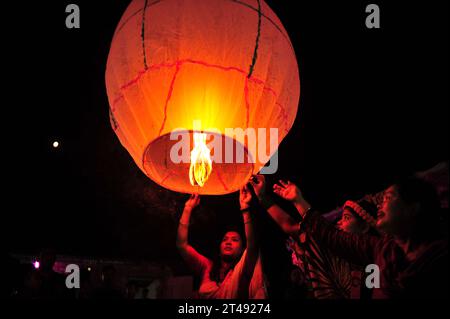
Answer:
[{"left": 176, "top": 177, "right": 267, "bottom": 299}]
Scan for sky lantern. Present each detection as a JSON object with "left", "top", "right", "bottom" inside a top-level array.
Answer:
[{"left": 105, "top": 0, "right": 300, "bottom": 195}]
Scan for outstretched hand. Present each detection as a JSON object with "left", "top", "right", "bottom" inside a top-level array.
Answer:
[
  {"left": 239, "top": 184, "right": 252, "bottom": 210},
  {"left": 185, "top": 193, "right": 200, "bottom": 209},
  {"left": 249, "top": 175, "right": 266, "bottom": 200},
  {"left": 273, "top": 180, "right": 303, "bottom": 203}
]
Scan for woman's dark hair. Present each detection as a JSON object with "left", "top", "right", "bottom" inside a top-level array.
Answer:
[
  {"left": 209, "top": 228, "right": 246, "bottom": 283},
  {"left": 394, "top": 176, "right": 442, "bottom": 241}
]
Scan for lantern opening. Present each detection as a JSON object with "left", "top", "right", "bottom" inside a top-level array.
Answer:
[
  {"left": 142, "top": 131, "right": 254, "bottom": 195},
  {"left": 189, "top": 132, "right": 212, "bottom": 187}
]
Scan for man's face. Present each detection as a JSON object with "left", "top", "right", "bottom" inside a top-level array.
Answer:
[{"left": 377, "top": 185, "right": 415, "bottom": 236}]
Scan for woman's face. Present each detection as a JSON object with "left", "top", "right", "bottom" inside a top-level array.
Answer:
[
  {"left": 220, "top": 231, "right": 243, "bottom": 260},
  {"left": 337, "top": 208, "right": 368, "bottom": 234}
]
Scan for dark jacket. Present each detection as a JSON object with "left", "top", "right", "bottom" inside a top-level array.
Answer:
[{"left": 300, "top": 211, "right": 448, "bottom": 298}]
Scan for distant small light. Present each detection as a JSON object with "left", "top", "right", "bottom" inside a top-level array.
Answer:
[
  {"left": 33, "top": 261, "right": 40, "bottom": 269},
  {"left": 52, "top": 141, "right": 59, "bottom": 148},
  {"left": 87, "top": 267, "right": 91, "bottom": 271}
]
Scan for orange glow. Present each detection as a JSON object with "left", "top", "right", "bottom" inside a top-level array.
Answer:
[
  {"left": 189, "top": 132, "right": 212, "bottom": 187},
  {"left": 106, "top": 0, "right": 300, "bottom": 195}
]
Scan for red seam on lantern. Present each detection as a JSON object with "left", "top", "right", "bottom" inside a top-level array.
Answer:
[
  {"left": 160, "top": 171, "right": 173, "bottom": 185},
  {"left": 244, "top": 77, "right": 250, "bottom": 128},
  {"left": 276, "top": 102, "right": 289, "bottom": 134},
  {"left": 109, "top": 107, "right": 119, "bottom": 131},
  {"left": 183, "top": 59, "right": 247, "bottom": 75},
  {"left": 215, "top": 170, "right": 229, "bottom": 192},
  {"left": 248, "top": 78, "right": 289, "bottom": 134},
  {"left": 120, "top": 69, "right": 148, "bottom": 91},
  {"left": 111, "top": 95, "right": 124, "bottom": 109},
  {"left": 115, "top": 59, "right": 263, "bottom": 99},
  {"left": 158, "top": 61, "right": 182, "bottom": 136},
  {"left": 252, "top": 81, "right": 289, "bottom": 134},
  {"left": 248, "top": 77, "right": 264, "bottom": 86},
  {"left": 119, "top": 62, "right": 179, "bottom": 92},
  {"left": 111, "top": 58, "right": 289, "bottom": 134},
  {"left": 112, "top": 61, "right": 181, "bottom": 108}
]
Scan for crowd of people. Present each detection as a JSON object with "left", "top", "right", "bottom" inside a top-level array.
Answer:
[
  {"left": 176, "top": 174, "right": 448, "bottom": 299},
  {"left": 3, "top": 169, "right": 448, "bottom": 300}
]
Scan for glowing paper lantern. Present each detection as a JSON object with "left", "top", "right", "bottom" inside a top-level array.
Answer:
[{"left": 106, "top": 0, "right": 300, "bottom": 195}]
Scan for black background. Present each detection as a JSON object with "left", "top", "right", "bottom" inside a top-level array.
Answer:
[{"left": 3, "top": 0, "right": 448, "bottom": 294}]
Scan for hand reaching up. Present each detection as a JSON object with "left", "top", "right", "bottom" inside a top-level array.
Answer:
[
  {"left": 184, "top": 193, "right": 200, "bottom": 210},
  {"left": 249, "top": 175, "right": 266, "bottom": 201},
  {"left": 273, "top": 180, "right": 303, "bottom": 203},
  {"left": 239, "top": 184, "right": 252, "bottom": 210}
]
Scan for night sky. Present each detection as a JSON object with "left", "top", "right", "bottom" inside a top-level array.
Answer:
[{"left": 4, "top": 0, "right": 448, "bottom": 276}]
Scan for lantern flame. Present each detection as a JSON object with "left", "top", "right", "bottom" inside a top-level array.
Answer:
[{"left": 189, "top": 132, "right": 212, "bottom": 187}]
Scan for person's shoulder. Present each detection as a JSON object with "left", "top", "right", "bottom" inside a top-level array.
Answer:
[
  {"left": 204, "top": 256, "right": 213, "bottom": 267},
  {"left": 373, "top": 234, "right": 398, "bottom": 255},
  {"left": 373, "top": 233, "right": 394, "bottom": 246}
]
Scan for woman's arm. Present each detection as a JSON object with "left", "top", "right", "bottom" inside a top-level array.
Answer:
[
  {"left": 239, "top": 184, "right": 258, "bottom": 281},
  {"left": 265, "top": 204, "right": 300, "bottom": 237},
  {"left": 252, "top": 177, "right": 300, "bottom": 237},
  {"left": 176, "top": 194, "right": 211, "bottom": 276}
]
